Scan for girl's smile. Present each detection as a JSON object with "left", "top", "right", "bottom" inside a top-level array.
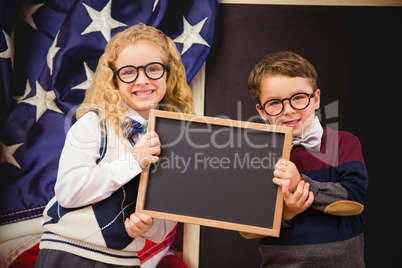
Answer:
[{"left": 132, "top": 89, "right": 156, "bottom": 98}]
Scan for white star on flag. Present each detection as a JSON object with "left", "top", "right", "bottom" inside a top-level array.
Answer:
[
  {"left": 47, "top": 31, "right": 60, "bottom": 76},
  {"left": 174, "top": 16, "right": 209, "bottom": 55},
  {"left": 152, "top": 0, "right": 159, "bottom": 12},
  {"left": 72, "top": 62, "right": 94, "bottom": 90},
  {"left": 22, "top": 81, "right": 64, "bottom": 122},
  {"left": 0, "top": 30, "right": 14, "bottom": 69},
  {"left": 20, "top": 2, "right": 44, "bottom": 30},
  {"left": 13, "top": 80, "right": 32, "bottom": 104},
  {"left": 0, "top": 141, "right": 23, "bottom": 169},
  {"left": 81, "top": 0, "right": 127, "bottom": 42}
]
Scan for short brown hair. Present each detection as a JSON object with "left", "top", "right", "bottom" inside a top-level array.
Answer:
[{"left": 248, "top": 51, "right": 318, "bottom": 104}]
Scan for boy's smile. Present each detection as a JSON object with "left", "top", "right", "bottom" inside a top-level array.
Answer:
[
  {"left": 257, "top": 75, "right": 320, "bottom": 137},
  {"left": 283, "top": 119, "right": 301, "bottom": 127}
]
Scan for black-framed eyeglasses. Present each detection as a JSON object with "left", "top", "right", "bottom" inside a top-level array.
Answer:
[
  {"left": 113, "top": 62, "right": 169, "bottom": 83},
  {"left": 259, "top": 92, "right": 315, "bottom": 116}
]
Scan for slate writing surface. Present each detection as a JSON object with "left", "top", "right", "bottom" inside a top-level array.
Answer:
[{"left": 143, "top": 116, "right": 285, "bottom": 229}]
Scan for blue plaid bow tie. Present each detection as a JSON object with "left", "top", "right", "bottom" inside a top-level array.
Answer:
[{"left": 122, "top": 117, "right": 147, "bottom": 139}]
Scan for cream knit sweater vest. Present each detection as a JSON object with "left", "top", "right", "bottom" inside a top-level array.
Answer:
[{"left": 40, "top": 121, "right": 144, "bottom": 266}]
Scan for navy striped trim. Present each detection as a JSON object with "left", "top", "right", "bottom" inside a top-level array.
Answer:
[
  {"left": 41, "top": 238, "right": 139, "bottom": 260},
  {"left": 97, "top": 118, "right": 107, "bottom": 164},
  {"left": 88, "top": 109, "right": 107, "bottom": 164},
  {"left": 128, "top": 136, "right": 136, "bottom": 147}
]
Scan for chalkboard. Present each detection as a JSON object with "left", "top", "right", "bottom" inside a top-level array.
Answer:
[{"left": 136, "top": 110, "right": 292, "bottom": 237}]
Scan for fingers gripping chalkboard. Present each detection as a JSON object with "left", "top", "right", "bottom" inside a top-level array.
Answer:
[{"left": 136, "top": 110, "right": 292, "bottom": 237}]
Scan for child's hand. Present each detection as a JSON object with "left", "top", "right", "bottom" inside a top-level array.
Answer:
[
  {"left": 130, "top": 131, "right": 161, "bottom": 169},
  {"left": 273, "top": 158, "right": 301, "bottom": 193},
  {"left": 125, "top": 212, "right": 154, "bottom": 238},
  {"left": 282, "top": 179, "right": 314, "bottom": 221}
]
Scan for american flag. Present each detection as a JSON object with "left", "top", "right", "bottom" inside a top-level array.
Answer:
[{"left": 0, "top": 0, "right": 216, "bottom": 265}]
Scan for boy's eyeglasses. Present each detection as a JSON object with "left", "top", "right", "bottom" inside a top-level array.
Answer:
[
  {"left": 114, "top": 62, "right": 169, "bottom": 83},
  {"left": 259, "top": 92, "right": 315, "bottom": 116}
]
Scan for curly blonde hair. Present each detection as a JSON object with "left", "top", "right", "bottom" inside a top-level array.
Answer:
[{"left": 76, "top": 24, "right": 194, "bottom": 133}]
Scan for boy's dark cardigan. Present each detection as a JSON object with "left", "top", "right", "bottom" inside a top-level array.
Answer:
[{"left": 260, "top": 127, "right": 367, "bottom": 267}]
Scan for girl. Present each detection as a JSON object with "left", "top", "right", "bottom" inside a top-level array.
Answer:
[{"left": 36, "top": 24, "right": 194, "bottom": 267}]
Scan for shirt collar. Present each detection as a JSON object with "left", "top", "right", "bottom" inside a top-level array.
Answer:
[{"left": 122, "top": 103, "right": 148, "bottom": 126}]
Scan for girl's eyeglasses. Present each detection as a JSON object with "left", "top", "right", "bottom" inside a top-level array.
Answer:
[{"left": 114, "top": 62, "right": 169, "bottom": 83}]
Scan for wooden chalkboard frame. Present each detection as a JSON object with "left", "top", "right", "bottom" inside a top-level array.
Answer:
[{"left": 136, "top": 110, "right": 292, "bottom": 237}]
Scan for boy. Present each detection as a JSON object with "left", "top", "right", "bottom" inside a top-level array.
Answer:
[{"left": 244, "top": 51, "right": 368, "bottom": 267}]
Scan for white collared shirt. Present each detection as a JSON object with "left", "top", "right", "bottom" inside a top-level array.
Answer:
[{"left": 55, "top": 107, "right": 145, "bottom": 208}]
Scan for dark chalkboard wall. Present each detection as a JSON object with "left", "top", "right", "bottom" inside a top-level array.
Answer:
[{"left": 202, "top": 4, "right": 401, "bottom": 268}]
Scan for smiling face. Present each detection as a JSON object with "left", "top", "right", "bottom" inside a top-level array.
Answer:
[
  {"left": 257, "top": 75, "right": 320, "bottom": 137},
  {"left": 115, "top": 40, "right": 167, "bottom": 119}
]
